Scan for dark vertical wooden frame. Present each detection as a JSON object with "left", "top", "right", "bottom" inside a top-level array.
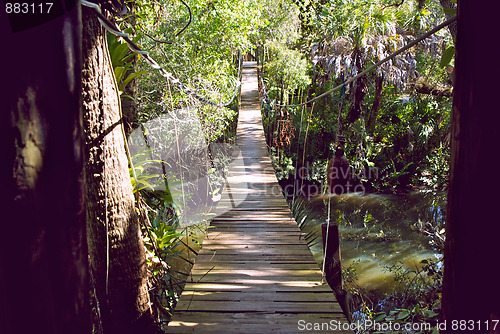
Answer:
[
  {"left": 1, "top": 2, "right": 89, "bottom": 334},
  {"left": 442, "top": 2, "right": 500, "bottom": 332}
]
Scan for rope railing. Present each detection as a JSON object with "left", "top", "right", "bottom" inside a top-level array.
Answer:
[
  {"left": 81, "top": 0, "right": 241, "bottom": 108},
  {"left": 276, "top": 15, "right": 457, "bottom": 108}
]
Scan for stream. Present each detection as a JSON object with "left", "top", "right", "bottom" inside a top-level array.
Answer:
[{"left": 293, "top": 191, "right": 446, "bottom": 295}]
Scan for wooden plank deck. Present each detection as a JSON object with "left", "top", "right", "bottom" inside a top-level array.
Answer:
[{"left": 167, "top": 62, "right": 351, "bottom": 333}]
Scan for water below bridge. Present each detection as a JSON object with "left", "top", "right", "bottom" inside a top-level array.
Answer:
[{"left": 295, "top": 191, "right": 446, "bottom": 294}]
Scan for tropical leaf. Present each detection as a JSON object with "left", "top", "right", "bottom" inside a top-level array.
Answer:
[
  {"left": 122, "top": 71, "right": 148, "bottom": 89},
  {"left": 440, "top": 46, "right": 455, "bottom": 68},
  {"left": 444, "top": 8, "right": 456, "bottom": 15},
  {"left": 114, "top": 66, "right": 126, "bottom": 85},
  {"left": 111, "top": 42, "right": 130, "bottom": 68}
]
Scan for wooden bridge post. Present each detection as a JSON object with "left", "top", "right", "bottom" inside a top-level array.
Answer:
[
  {"left": 2, "top": 2, "right": 89, "bottom": 333},
  {"left": 322, "top": 223, "right": 352, "bottom": 322},
  {"left": 441, "top": 1, "right": 500, "bottom": 331},
  {"left": 321, "top": 223, "right": 342, "bottom": 289}
]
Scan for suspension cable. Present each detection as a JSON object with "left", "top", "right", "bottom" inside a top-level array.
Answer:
[
  {"left": 276, "top": 15, "right": 457, "bottom": 108},
  {"left": 81, "top": 0, "right": 241, "bottom": 108}
]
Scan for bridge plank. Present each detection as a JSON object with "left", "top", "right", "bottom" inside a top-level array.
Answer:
[
  {"left": 168, "top": 312, "right": 349, "bottom": 334},
  {"left": 175, "top": 300, "right": 344, "bottom": 313}
]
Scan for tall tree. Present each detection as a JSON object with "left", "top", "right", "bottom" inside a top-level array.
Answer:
[
  {"left": 0, "top": 2, "right": 89, "bottom": 333},
  {"left": 81, "top": 7, "right": 159, "bottom": 333},
  {"left": 438, "top": 0, "right": 457, "bottom": 41},
  {"left": 442, "top": 1, "right": 500, "bottom": 332}
]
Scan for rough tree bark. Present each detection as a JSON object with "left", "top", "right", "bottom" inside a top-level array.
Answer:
[
  {"left": 1, "top": 2, "right": 89, "bottom": 333},
  {"left": 442, "top": 1, "right": 500, "bottom": 333},
  {"left": 81, "top": 8, "right": 159, "bottom": 334},
  {"left": 439, "top": 0, "right": 457, "bottom": 41}
]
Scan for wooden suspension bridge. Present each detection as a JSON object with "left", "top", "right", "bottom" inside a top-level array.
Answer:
[{"left": 167, "top": 62, "right": 351, "bottom": 333}]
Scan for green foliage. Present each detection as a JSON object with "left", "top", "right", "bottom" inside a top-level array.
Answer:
[
  {"left": 264, "top": 41, "right": 311, "bottom": 97},
  {"left": 143, "top": 206, "right": 183, "bottom": 262},
  {"left": 141, "top": 204, "right": 185, "bottom": 318},
  {"left": 269, "top": 147, "right": 295, "bottom": 180},
  {"left": 364, "top": 81, "right": 451, "bottom": 191},
  {"left": 439, "top": 45, "right": 455, "bottom": 68},
  {"left": 421, "top": 144, "right": 449, "bottom": 190},
  {"left": 107, "top": 32, "right": 147, "bottom": 97},
  {"left": 130, "top": 150, "right": 166, "bottom": 192},
  {"left": 134, "top": 0, "right": 265, "bottom": 106},
  {"left": 197, "top": 103, "right": 238, "bottom": 142},
  {"left": 443, "top": 7, "right": 456, "bottom": 16},
  {"left": 294, "top": 0, "right": 445, "bottom": 47},
  {"left": 342, "top": 259, "right": 360, "bottom": 285},
  {"left": 345, "top": 259, "right": 443, "bottom": 334},
  {"left": 264, "top": 51, "right": 452, "bottom": 192}
]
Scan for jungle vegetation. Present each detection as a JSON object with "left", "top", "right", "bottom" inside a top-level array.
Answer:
[
  {"left": 110, "top": 0, "right": 455, "bottom": 329},
  {"left": 260, "top": 0, "right": 455, "bottom": 195}
]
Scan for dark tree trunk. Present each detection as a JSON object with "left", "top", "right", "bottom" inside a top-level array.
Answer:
[
  {"left": 81, "top": 8, "right": 159, "bottom": 334},
  {"left": 347, "top": 49, "right": 367, "bottom": 124},
  {"left": 367, "top": 74, "right": 384, "bottom": 133},
  {"left": 442, "top": 1, "right": 500, "bottom": 332},
  {"left": 1, "top": 3, "right": 89, "bottom": 334}
]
